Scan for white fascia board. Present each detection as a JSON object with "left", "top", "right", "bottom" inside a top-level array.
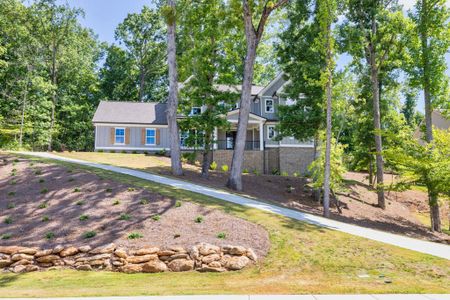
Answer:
[{"left": 94, "top": 123, "right": 168, "bottom": 128}]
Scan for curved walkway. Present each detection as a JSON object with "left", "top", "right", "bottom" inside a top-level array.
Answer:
[{"left": 19, "top": 152, "right": 450, "bottom": 260}]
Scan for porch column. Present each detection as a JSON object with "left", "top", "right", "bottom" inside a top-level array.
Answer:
[
  {"left": 213, "top": 127, "right": 218, "bottom": 150},
  {"left": 259, "top": 122, "right": 264, "bottom": 151}
]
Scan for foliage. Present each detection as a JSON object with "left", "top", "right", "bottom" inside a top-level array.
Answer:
[{"left": 209, "top": 161, "right": 217, "bottom": 170}]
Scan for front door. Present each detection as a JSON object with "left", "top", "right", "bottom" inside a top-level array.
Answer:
[{"left": 226, "top": 131, "right": 236, "bottom": 150}]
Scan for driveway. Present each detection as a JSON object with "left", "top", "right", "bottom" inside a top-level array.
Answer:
[{"left": 18, "top": 152, "right": 450, "bottom": 260}]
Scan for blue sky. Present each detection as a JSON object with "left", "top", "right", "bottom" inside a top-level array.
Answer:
[{"left": 58, "top": 0, "right": 449, "bottom": 112}]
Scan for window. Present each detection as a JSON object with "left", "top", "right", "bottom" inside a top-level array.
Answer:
[
  {"left": 265, "top": 98, "right": 274, "bottom": 113},
  {"left": 190, "top": 107, "right": 201, "bottom": 116},
  {"left": 267, "top": 125, "right": 276, "bottom": 139},
  {"left": 180, "top": 131, "right": 189, "bottom": 147},
  {"left": 146, "top": 128, "right": 156, "bottom": 145},
  {"left": 115, "top": 128, "right": 125, "bottom": 144}
]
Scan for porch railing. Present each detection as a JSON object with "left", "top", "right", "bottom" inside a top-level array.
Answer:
[{"left": 216, "top": 140, "right": 261, "bottom": 150}]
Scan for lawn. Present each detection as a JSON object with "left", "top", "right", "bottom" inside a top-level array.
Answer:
[{"left": 0, "top": 152, "right": 449, "bottom": 297}]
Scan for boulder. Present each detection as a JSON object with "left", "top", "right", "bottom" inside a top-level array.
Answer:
[
  {"left": 89, "top": 259, "right": 105, "bottom": 266},
  {"left": 52, "top": 245, "right": 64, "bottom": 254},
  {"left": 120, "top": 264, "right": 143, "bottom": 274},
  {"left": 0, "top": 246, "right": 25, "bottom": 255},
  {"left": 157, "top": 250, "right": 175, "bottom": 257},
  {"left": 127, "top": 254, "right": 157, "bottom": 264},
  {"left": 114, "top": 248, "right": 128, "bottom": 259},
  {"left": 78, "top": 245, "right": 92, "bottom": 253},
  {"left": 208, "top": 261, "right": 222, "bottom": 268},
  {"left": 63, "top": 259, "right": 75, "bottom": 266},
  {"left": 142, "top": 260, "right": 167, "bottom": 273},
  {"left": 60, "top": 247, "right": 78, "bottom": 257},
  {"left": 89, "top": 243, "right": 115, "bottom": 254},
  {"left": 25, "top": 265, "right": 39, "bottom": 272},
  {"left": 18, "top": 248, "right": 38, "bottom": 255},
  {"left": 188, "top": 246, "right": 200, "bottom": 260},
  {"left": 0, "top": 259, "right": 13, "bottom": 268},
  {"left": 246, "top": 249, "right": 257, "bottom": 261},
  {"left": 134, "top": 247, "right": 159, "bottom": 256},
  {"left": 168, "top": 253, "right": 189, "bottom": 261},
  {"left": 197, "top": 266, "right": 226, "bottom": 272},
  {"left": 11, "top": 259, "right": 32, "bottom": 267},
  {"left": 168, "top": 259, "right": 194, "bottom": 272},
  {"left": 76, "top": 264, "right": 92, "bottom": 271},
  {"left": 11, "top": 253, "right": 34, "bottom": 261},
  {"left": 224, "top": 256, "right": 249, "bottom": 271},
  {"left": 36, "top": 255, "right": 60, "bottom": 263},
  {"left": 198, "top": 243, "right": 220, "bottom": 256},
  {"left": 202, "top": 254, "right": 220, "bottom": 264},
  {"left": 226, "top": 246, "right": 247, "bottom": 256},
  {"left": 34, "top": 249, "right": 53, "bottom": 257},
  {"left": 12, "top": 265, "right": 27, "bottom": 273},
  {"left": 169, "top": 246, "right": 186, "bottom": 253}
]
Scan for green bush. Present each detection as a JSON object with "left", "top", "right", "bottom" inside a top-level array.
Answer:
[
  {"left": 1, "top": 233, "right": 12, "bottom": 240},
  {"left": 210, "top": 161, "right": 217, "bottom": 170},
  {"left": 119, "top": 213, "right": 131, "bottom": 221},
  {"left": 221, "top": 164, "right": 229, "bottom": 172},
  {"left": 194, "top": 216, "right": 204, "bottom": 223},
  {"left": 4, "top": 216, "right": 13, "bottom": 224},
  {"left": 73, "top": 187, "right": 81, "bottom": 193},
  {"left": 155, "top": 149, "right": 167, "bottom": 156},
  {"left": 10, "top": 180, "right": 16, "bottom": 185},
  {"left": 132, "top": 150, "right": 138, "bottom": 154},
  {"left": 140, "top": 198, "right": 149, "bottom": 205},
  {"left": 121, "top": 150, "right": 127, "bottom": 154},
  {"left": 271, "top": 168, "right": 280, "bottom": 175},
  {"left": 253, "top": 169, "right": 261, "bottom": 176},
  {"left": 34, "top": 169, "right": 42, "bottom": 175},
  {"left": 105, "top": 188, "right": 113, "bottom": 193},
  {"left": 293, "top": 172, "right": 300, "bottom": 177},
  {"left": 217, "top": 232, "right": 227, "bottom": 239},
  {"left": 128, "top": 232, "right": 143, "bottom": 239},
  {"left": 281, "top": 171, "right": 289, "bottom": 177},
  {"left": 45, "top": 232, "right": 55, "bottom": 240},
  {"left": 79, "top": 214, "right": 89, "bottom": 221},
  {"left": 39, "top": 178, "right": 45, "bottom": 183},
  {"left": 7, "top": 203, "right": 15, "bottom": 209},
  {"left": 76, "top": 200, "right": 85, "bottom": 206},
  {"left": 242, "top": 168, "right": 249, "bottom": 174},
  {"left": 40, "top": 188, "right": 49, "bottom": 194},
  {"left": 97, "top": 149, "right": 104, "bottom": 153},
  {"left": 83, "top": 231, "right": 96, "bottom": 239},
  {"left": 38, "top": 203, "right": 48, "bottom": 209},
  {"left": 7, "top": 191, "right": 15, "bottom": 197},
  {"left": 175, "top": 200, "right": 182, "bottom": 207},
  {"left": 151, "top": 214, "right": 160, "bottom": 221},
  {"left": 112, "top": 199, "right": 120, "bottom": 206},
  {"left": 41, "top": 215, "right": 50, "bottom": 222},
  {"left": 181, "top": 152, "right": 196, "bottom": 164},
  {"left": 127, "top": 187, "right": 135, "bottom": 192},
  {"left": 110, "top": 150, "right": 116, "bottom": 153}
]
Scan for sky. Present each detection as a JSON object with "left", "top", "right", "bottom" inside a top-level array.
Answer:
[{"left": 52, "top": 0, "right": 449, "bottom": 112}]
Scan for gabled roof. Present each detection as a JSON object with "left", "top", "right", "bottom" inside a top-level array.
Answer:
[
  {"left": 92, "top": 101, "right": 167, "bottom": 125},
  {"left": 179, "top": 77, "right": 264, "bottom": 96}
]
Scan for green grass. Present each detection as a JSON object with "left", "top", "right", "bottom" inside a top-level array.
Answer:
[
  {"left": 128, "top": 232, "right": 143, "bottom": 239},
  {"left": 45, "top": 232, "right": 55, "bottom": 240},
  {"left": 83, "top": 231, "right": 96, "bottom": 239},
  {"left": 151, "top": 214, "right": 160, "bottom": 221},
  {"left": 1, "top": 233, "right": 12, "bottom": 240},
  {"left": 79, "top": 214, "right": 89, "bottom": 221},
  {"left": 119, "top": 213, "right": 131, "bottom": 221},
  {"left": 1, "top": 152, "right": 449, "bottom": 297}
]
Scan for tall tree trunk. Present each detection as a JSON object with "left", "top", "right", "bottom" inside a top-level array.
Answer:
[
  {"left": 19, "top": 76, "right": 29, "bottom": 148},
  {"left": 201, "top": 130, "right": 212, "bottom": 179},
  {"left": 323, "top": 21, "right": 333, "bottom": 218},
  {"left": 138, "top": 65, "right": 145, "bottom": 102},
  {"left": 166, "top": 0, "right": 183, "bottom": 176},
  {"left": 313, "top": 134, "right": 321, "bottom": 202},
  {"left": 48, "top": 44, "right": 57, "bottom": 152}
]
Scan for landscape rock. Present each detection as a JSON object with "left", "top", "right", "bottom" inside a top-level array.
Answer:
[
  {"left": 168, "top": 259, "right": 194, "bottom": 272},
  {"left": 34, "top": 249, "right": 53, "bottom": 257},
  {"left": 25, "top": 265, "right": 39, "bottom": 272},
  {"left": 202, "top": 254, "right": 220, "bottom": 264},
  {"left": 246, "top": 249, "right": 257, "bottom": 261},
  {"left": 0, "top": 259, "right": 13, "bottom": 268},
  {"left": 11, "top": 259, "right": 32, "bottom": 267},
  {"left": 226, "top": 245, "right": 247, "bottom": 256},
  {"left": 157, "top": 250, "right": 175, "bottom": 257},
  {"left": 11, "top": 253, "right": 34, "bottom": 261},
  {"left": 17, "top": 248, "right": 38, "bottom": 255},
  {"left": 168, "top": 253, "right": 189, "bottom": 261},
  {"left": 60, "top": 247, "right": 78, "bottom": 257},
  {"left": 134, "top": 247, "right": 159, "bottom": 255},
  {"left": 12, "top": 265, "right": 27, "bottom": 273},
  {"left": 76, "top": 264, "right": 92, "bottom": 271},
  {"left": 114, "top": 248, "right": 128, "bottom": 259},
  {"left": 89, "top": 243, "right": 115, "bottom": 254},
  {"left": 0, "top": 246, "right": 25, "bottom": 255},
  {"left": 127, "top": 254, "right": 157, "bottom": 264},
  {"left": 52, "top": 245, "right": 64, "bottom": 254},
  {"left": 142, "top": 260, "right": 167, "bottom": 273},
  {"left": 223, "top": 255, "right": 249, "bottom": 270},
  {"left": 120, "top": 264, "right": 143, "bottom": 273},
  {"left": 197, "top": 266, "right": 226, "bottom": 272},
  {"left": 78, "top": 245, "right": 92, "bottom": 253},
  {"left": 198, "top": 243, "right": 220, "bottom": 256},
  {"left": 36, "top": 255, "right": 60, "bottom": 263}
]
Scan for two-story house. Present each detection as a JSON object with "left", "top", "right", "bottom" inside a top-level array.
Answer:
[{"left": 92, "top": 74, "right": 315, "bottom": 175}]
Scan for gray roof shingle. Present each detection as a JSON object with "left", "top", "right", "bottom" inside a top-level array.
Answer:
[{"left": 92, "top": 101, "right": 167, "bottom": 125}]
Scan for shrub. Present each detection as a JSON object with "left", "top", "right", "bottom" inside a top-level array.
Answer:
[
  {"left": 175, "top": 200, "right": 182, "bottom": 208},
  {"left": 281, "top": 171, "right": 289, "bottom": 177},
  {"left": 209, "top": 161, "right": 217, "bottom": 170},
  {"left": 45, "top": 232, "right": 55, "bottom": 240},
  {"left": 217, "top": 232, "right": 227, "bottom": 239},
  {"left": 242, "top": 168, "right": 249, "bottom": 174},
  {"left": 73, "top": 187, "right": 81, "bottom": 193},
  {"left": 143, "top": 151, "right": 149, "bottom": 155},
  {"left": 79, "top": 214, "right": 89, "bottom": 221},
  {"left": 194, "top": 216, "right": 204, "bottom": 223},
  {"left": 151, "top": 214, "right": 160, "bottom": 221},
  {"left": 29, "top": 162, "right": 34, "bottom": 166},
  {"left": 68, "top": 178, "right": 75, "bottom": 182},
  {"left": 221, "top": 164, "right": 229, "bottom": 172},
  {"left": 13, "top": 159, "right": 19, "bottom": 163},
  {"left": 1, "top": 233, "right": 12, "bottom": 240},
  {"left": 132, "top": 150, "right": 138, "bottom": 154},
  {"left": 110, "top": 150, "right": 116, "bottom": 153},
  {"left": 83, "top": 231, "right": 96, "bottom": 239},
  {"left": 67, "top": 169, "right": 73, "bottom": 173},
  {"left": 119, "top": 213, "right": 131, "bottom": 221},
  {"left": 194, "top": 160, "right": 201, "bottom": 166},
  {"left": 40, "top": 188, "right": 49, "bottom": 194},
  {"left": 35, "top": 169, "right": 42, "bottom": 175},
  {"left": 121, "top": 150, "right": 127, "bottom": 154},
  {"left": 97, "top": 149, "right": 104, "bottom": 153},
  {"left": 7, "top": 203, "right": 15, "bottom": 209},
  {"left": 112, "top": 199, "right": 120, "bottom": 205},
  {"left": 293, "top": 172, "right": 300, "bottom": 177},
  {"left": 105, "top": 188, "right": 113, "bottom": 193},
  {"left": 76, "top": 200, "right": 85, "bottom": 206},
  {"left": 271, "top": 168, "right": 280, "bottom": 175},
  {"left": 128, "top": 232, "right": 143, "bottom": 239},
  {"left": 4, "top": 216, "right": 13, "bottom": 224},
  {"left": 155, "top": 149, "right": 167, "bottom": 156},
  {"left": 140, "top": 198, "right": 149, "bottom": 205},
  {"left": 181, "top": 152, "right": 196, "bottom": 164},
  {"left": 38, "top": 203, "right": 48, "bottom": 209},
  {"left": 127, "top": 187, "right": 135, "bottom": 192},
  {"left": 41, "top": 215, "right": 50, "bottom": 222},
  {"left": 7, "top": 191, "right": 15, "bottom": 197},
  {"left": 253, "top": 169, "right": 261, "bottom": 176},
  {"left": 39, "top": 178, "right": 45, "bottom": 183}
]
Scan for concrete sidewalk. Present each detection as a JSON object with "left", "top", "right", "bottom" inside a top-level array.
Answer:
[
  {"left": 18, "top": 152, "right": 450, "bottom": 260},
  {"left": 2, "top": 295, "right": 450, "bottom": 300}
]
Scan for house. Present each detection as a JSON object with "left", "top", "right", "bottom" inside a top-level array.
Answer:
[
  {"left": 413, "top": 110, "right": 450, "bottom": 144},
  {"left": 92, "top": 74, "right": 315, "bottom": 175}
]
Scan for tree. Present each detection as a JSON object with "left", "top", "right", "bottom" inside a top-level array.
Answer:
[
  {"left": 386, "top": 128, "right": 450, "bottom": 232},
  {"left": 115, "top": 6, "right": 167, "bottom": 102},
  {"left": 405, "top": 0, "right": 450, "bottom": 231},
  {"left": 341, "top": 0, "right": 405, "bottom": 209},
  {"left": 227, "top": 0, "right": 288, "bottom": 191},
  {"left": 177, "top": 0, "right": 240, "bottom": 178},
  {"left": 163, "top": 0, "right": 183, "bottom": 176}
]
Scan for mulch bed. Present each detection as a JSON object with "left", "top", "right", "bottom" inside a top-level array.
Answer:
[{"left": 0, "top": 154, "right": 270, "bottom": 258}]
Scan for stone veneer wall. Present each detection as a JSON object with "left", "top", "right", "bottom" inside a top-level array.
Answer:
[
  {"left": 0, "top": 243, "right": 257, "bottom": 274},
  {"left": 211, "top": 150, "right": 264, "bottom": 173},
  {"left": 279, "top": 147, "right": 315, "bottom": 175}
]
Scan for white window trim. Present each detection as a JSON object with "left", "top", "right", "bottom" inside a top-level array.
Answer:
[
  {"left": 267, "top": 125, "right": 276, "bottom": 140},
  {"left": 114, "top": 127, "right": 125, "bottom": 145},
  {"left": 145, "top": 128, "right": 156, "bottom": 146},
  {"left": 265, "top": 98, "right": 274, "bottom": 113}
]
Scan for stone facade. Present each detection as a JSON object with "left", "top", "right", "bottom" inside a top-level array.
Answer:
[
  {"left": 0, "top": 243, "right": 257, "bottom": 274},
  {"left": 278, "top": 147, "right": 315, "bottom": 175},
  {"left": 211, "top": 150, "right": 264, "bottom": 173}
]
